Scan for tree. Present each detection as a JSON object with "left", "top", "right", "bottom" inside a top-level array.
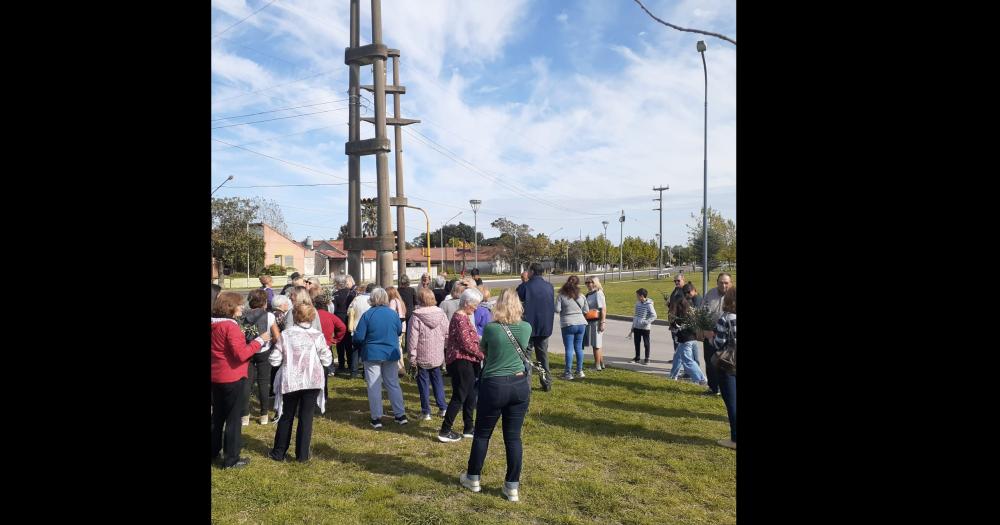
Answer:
[
  {"left": 411, "top": 222, "right": 481, "bottom": 248},
  {"left": 251, "top": 197, "right": 290, "bottom": 239},
  {"left": 361, "top": 201, "right": 377, "bottom": 237},
  {"left": 337, "top": 223, "right": 349, "bottom": 240},
  {"left": 490, "top": 217, "right": 533, "bottom": 273},
  {"left": 212, "top": 197, "right": 266, "bottom": 275},
  {"left": 687, "top": 208, "right": 733, "bottom": 270}
]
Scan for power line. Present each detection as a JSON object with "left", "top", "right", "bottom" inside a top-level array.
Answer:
[
  {"left": 210, "top": 107, "right": 349, "bottom": 129},
  {"left": 211, "top": 102, "right": 371, "bottom": 151},
  {"left": 403, "top": 127, "right": 613, "bottom": 217},
  {"left": 212, "top": 69, "right": 339, "bottom": 106},
  {"left": 212, "top": 0, "right": 280, "bottom": 40},
  {"left": 229, "top": 183, "right": 349, "bottom": 188},
  {"left": 211, "top": 99, "right": 352, "bottom": 122},
  {"left": 211, "top": 138, "right": 353, "bottom": 182}
]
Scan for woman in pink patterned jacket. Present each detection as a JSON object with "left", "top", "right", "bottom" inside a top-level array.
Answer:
[{"left": 437, "top": 288, "right": 485, "bottom": 443}]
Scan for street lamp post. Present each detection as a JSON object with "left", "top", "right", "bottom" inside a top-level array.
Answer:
[
  {"left": 601, "top": 220, "right": 609, "bottom": 283},
  {"left": 698, "top": 40, "right": 709, "bottom": 298},
  {"left": 469, "top": 199, "right": 481, "bottom": 275},
  {"left": 618, "top": 210, "right": 625, "bottom": 281},
  {"left": 211, "top": 175, "right": 234, "bottom": 196},
  {"left": 442, "top": 211, "right": 462, "bottom": 275}
]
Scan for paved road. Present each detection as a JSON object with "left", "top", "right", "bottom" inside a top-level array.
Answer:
[
  {"left": 482, "top": 268, "right": 674, "bottom": 290},
  {"left": 538, "top": 313, "right": 709, "bottom": 381}
]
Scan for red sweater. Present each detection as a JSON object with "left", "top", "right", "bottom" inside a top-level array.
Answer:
[
  {"left": 317, "top": 309, "right": 347, "bottom": 347},
  {"left": 211, "top": 318, "right": 263, "bottom": 383}
]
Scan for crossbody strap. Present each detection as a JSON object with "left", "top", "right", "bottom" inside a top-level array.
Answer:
[{"left": 499, "top": 323, "right": 530, "bottom": 364}]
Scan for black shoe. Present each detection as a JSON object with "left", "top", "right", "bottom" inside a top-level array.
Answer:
[
  {"left": 395, "top": 415, "right": 409, "bottom": 425},
  {"left": 371, "top": 419, "right": 383, "bottom": 429},
  {"left": 542, "top": 383, "right": 552, "bottom": 392},
  {"left": 268, "top": 451, "right": 287, "bottom": 462},
  {"left": 700, "top": 389, "right": 719, "bottom": 396},
  {"left": 437, "top": 430, "right": 462, "bottom": 442},
  {"left": 631, "top": 358, "right": 640, "bottom": 363},
  {"left": 462, "top": 429, "right": 474, "bottom": 438},
  {"left": 222, "top": 457, "right": 250, "bottom": 469},
  {"left": 643, "top": 359, "right": 649, "bottom": 365}
]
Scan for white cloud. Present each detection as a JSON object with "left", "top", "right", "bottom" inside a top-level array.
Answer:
[
  {"left": 211, "top": 0, "right": 736, "bottom": 246},
  {"left": 557, "top": 11, "right": 569, "bottom": 24}
]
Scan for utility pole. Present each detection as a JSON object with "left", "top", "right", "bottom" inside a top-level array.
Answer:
[
  {"left": 653, "top": 185, "right": 668, "bottom": 279},
  {"left": 470, "top": 199, "right": 481, "bottom": 273},
  {"left": 601, "top": 220, "right": 609, "bottom": 284}
]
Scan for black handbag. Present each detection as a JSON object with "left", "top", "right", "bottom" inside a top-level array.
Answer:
[
  {"left": 499, "top": 323, "right": 550, "bottom": 387},
  {"left": 711, "top": 317, "right": 736, "bottom": 375}
]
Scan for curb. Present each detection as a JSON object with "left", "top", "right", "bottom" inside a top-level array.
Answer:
[{"left": 605, "top": 314, "right": 671, "bottom": 327}]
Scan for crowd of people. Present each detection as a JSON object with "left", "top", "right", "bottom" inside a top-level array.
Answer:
[{"left": 210, "top": 263, "right": 737, "bottom": 499}]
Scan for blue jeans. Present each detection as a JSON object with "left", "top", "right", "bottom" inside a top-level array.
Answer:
[
  {"left": 718, "top": 371, "right": 736, "bottom": 441},
  {"left": 416, "top": 366, "right": 448, "bottom": 416},
  {"left": 363, "top": 360, "right": 406, "bottom": 420},
  {"left": 561, "top": 324, "right": 586, "bottom": 374},
  {"left": 466, "top": 373, "right": 531, "bottom": 486},
  {"left": 669, "top": 341, "right": 705, "bottom": 382}
]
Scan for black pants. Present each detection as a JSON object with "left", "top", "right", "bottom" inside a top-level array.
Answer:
[
  {"left": 467, "top": 374, "right": 531, "bottom": 483},
  {"left": 703, "top": 338, "right": 719, "bottom": 393},
  {"left": 336, "top": 314, "right": 351, "bottom": 370},
  {"left": 271, "top": 389, "right": 320, "bottom": 462},
  {"left": 633, "top": 329, "right": 651, "bottom": 360},
  {"left": 441, "top": 360, "right": 480, "bottom": 434},
  {"left": 246, "top": 352, "right": 273, "bottom": 416},
  {"left": 529, "top": 335, "right": 552, "bottom": 390},
  {"left": 211, "top": 378, "right": 247, "bottom": 467}
]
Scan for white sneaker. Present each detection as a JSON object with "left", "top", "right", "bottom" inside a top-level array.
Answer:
[
  {"left": 459, "top": 471, "right": 481, "bottom": 492},
  {"left": 502, "top": 485, "right": 519, "bottom": 502},
  {"left": 259, "top": 414, "right": 269, "bottom": 425},
  {"left": 422, "top": 413, "right": 432, "bottom": 421},
  {"left": 576, "top": 370, "right": 586, "bottom": 379},
  {"left": 562, "top": 373, "right": 573, "bottom": 380},
  {"left": 717, "top": 439, "right": 737, "bottom": 450},
  {"left": 241, "top": 416, "right": 250, "bottom": 426}
]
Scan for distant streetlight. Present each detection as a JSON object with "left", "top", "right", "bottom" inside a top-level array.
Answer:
[
  {"left": 601, "top": 220, "right": 609, "bottom": 283},
  {"left": 442, "top": 211, "right": 462, "bottom": 274},
  {"left": 212, "top": 175, "right": 234, "bottom": 196},
  {"left": 469, "top": 199, "right": 481, "bottom": 274}
]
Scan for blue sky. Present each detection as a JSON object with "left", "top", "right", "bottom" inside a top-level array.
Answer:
[{"left": 211, "top": 0, "right": 736, "bottom": 247}]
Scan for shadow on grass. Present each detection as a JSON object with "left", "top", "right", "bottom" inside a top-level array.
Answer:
[
  {"left": 313, "top": 444, "right": 458, "bottom": 486},
  {"left": 534, "top": 411, "right": 716, "bottom": 446},
  {"left": 581, "top": 374, "right": 672, "bottom": 392},
  {"left": 582, "top": 398, "right": 727, "bottom": 422},
  {"left": 242, "top": 434, "right": 273, "bottom": 456}
]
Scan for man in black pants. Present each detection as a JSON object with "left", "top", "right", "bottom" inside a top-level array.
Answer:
[
  {"left": 517, "top": 263, "right": 554, "bottom": 391},
  {"left": 701, "top": 273, "right": 733, "bottom": 395},
  {"left": 211, "top": 377, "right": 249, "bottom": 468}
]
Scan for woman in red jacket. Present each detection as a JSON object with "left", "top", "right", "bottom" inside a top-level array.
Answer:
[
  {"left": 212, "top": 291, "right": 271, "bottom": 469},
  {"left": 314, "top": 290, "right": 346, "bottom": 403}
]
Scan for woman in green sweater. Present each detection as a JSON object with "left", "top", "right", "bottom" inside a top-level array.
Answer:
[{"left": 459, "top": 288, "right": 532, "bottom": 503}]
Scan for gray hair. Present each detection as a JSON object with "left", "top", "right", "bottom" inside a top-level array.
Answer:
[
  {"left": 272, "top": 295, "right": 291, "bottom": 311},
  {"left": 334, "top": 274, "right": 347, "bottom": 288},
  {"left": 459, "top": 287, "right": 483, "bottom": 309},
  {"left": 433, "top": 275, "right": 446, "bottom": 289},
  {"left": 451, "top": 281, "right": 467, "bottom": 298},
  {"left": 368, "top": 287, "right": 390, "bottom": 307}
]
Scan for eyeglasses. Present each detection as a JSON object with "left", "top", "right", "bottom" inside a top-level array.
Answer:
[{"left": 673, "top": 280, "right": 681, "bottom": 283}]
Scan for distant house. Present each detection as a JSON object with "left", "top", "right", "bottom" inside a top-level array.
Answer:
[
  {"left": 255, "top": 223, "right": 314, "bottom": 274},
  {"left": 312, "top": 239, "right": 348, "bottom": 277}
]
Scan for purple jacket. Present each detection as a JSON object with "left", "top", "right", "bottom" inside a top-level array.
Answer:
[{"left": 474, "top": 304, "right": 492, "bottom": 337}]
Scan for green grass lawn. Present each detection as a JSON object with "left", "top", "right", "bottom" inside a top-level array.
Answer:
[
  {"left": 212, "top": 358, "right": 735, "bottom": 524},
  {"left": 596, "top": 272, "right": 736, "bottom": 317}
]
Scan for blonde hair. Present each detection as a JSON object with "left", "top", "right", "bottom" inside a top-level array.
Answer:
[
  {"left": 292, "top": 302, "right": 317, "bottom": 324},
  {"left": 588, "top": 276, "right": 603, "bottom": 291},
  {"left": 417, "top": 287, "right": 437, "bottom": 307},
  {"left": 492, "top": 288, "right": 523, "bottom": 325},
  {"left": 477, "top": 284, "right": 491, "bottom": 300},
  {"left": 287, "top": 286, "right": 312, "bottom": 308}
]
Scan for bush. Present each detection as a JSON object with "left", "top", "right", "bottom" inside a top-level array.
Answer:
[{"left": 262, "top": 264, "right": 287, "bottom": 276}]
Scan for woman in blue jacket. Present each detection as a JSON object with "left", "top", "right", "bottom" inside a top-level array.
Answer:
[{"left": 353, "top": 287, "right": 408, "bottom": 429}]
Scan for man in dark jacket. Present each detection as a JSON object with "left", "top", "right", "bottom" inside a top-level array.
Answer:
[
  {"left": 517, "top": 262, "right": 554, "bottom": 391},
  {"left": 280, "top": 272, "right": 305, "bottom": 296}
]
